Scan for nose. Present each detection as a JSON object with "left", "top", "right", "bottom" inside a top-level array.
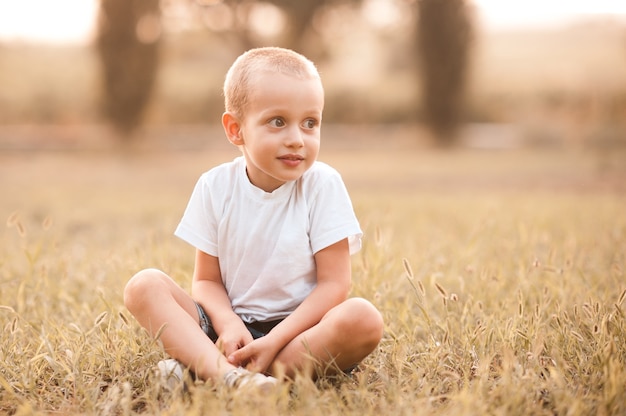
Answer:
[{"left": 285, "top": 126, "right": 304, "bottom": 148}]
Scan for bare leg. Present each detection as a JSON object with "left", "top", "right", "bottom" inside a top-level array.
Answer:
[
  {"left": 123, "top": 268, "right": 237, "bottom": 381},
  {"left": 271, "top": 297, "right": 383, "bottom": 379}
]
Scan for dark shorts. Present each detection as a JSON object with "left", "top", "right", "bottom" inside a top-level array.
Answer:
[{"left": 194, "top": 302, "right": 283, "bottom": 341}]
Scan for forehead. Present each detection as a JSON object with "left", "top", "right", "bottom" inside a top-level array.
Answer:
[{"left": 246, "top": 71, "right": 324, "bottom": 110}]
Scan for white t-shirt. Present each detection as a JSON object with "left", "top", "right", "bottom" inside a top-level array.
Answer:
[{"left": 175, "top": 156, "right": 362, "bottom": 323}]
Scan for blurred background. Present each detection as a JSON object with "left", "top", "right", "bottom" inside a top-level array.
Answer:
[{"left": 0, "top": 0, "right": 625, "bottom": 150}]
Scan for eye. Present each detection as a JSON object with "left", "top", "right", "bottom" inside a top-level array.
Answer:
[
  {"left": 268, "top": 117, "right": 285, "bottom": 128},
  {"left": 302, "top": 118, "right": 318, "bottom": 129}
]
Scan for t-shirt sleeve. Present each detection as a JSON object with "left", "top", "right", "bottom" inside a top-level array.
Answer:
[
  {"left": 308, "top": 169, "right": 362, "bottom": 255},
  {"left": 174, "top": 173, "right": 218, "bottom": 256}
]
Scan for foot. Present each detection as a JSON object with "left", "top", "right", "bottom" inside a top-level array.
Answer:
[
  {"left": 157, "top": 359, "right": 187, "bottom": 392},
  {"left": 223, "top": 367, "right": 278, "bottom": 393}
]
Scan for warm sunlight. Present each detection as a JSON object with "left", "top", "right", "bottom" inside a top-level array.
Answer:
[
  {"left": 0, "top": 0, "right": 625, "bottom": 44},
  {"left": 472, "top": 0, "right": 626, "bottom": 29},
  {"left": 0, "top": 0, "right": 98, "bottom": 44}
]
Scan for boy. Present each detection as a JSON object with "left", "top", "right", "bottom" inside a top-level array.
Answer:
[{"left": 124, "top": 47, "right": 383, "bottom": 390}]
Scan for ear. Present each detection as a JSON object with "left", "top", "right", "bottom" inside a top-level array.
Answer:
[{"left": 222, "top": 112, "right": 244, "bottom": 146}]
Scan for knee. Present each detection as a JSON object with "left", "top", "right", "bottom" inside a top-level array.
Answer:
[
  {"left": 339, "top": 298, "right": 384, "bottom": 347},
  {"left": 123, "top": 268, "right": 168, "bottom": 312}
]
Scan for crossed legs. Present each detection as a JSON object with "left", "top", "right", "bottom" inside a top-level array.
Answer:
[{"left": 124, "top": 268, "right": 384, "bottom": 382}]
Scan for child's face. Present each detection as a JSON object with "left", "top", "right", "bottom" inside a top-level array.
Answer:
[{"left": 233, "top": 71, "right": 324, "bottom": 193}]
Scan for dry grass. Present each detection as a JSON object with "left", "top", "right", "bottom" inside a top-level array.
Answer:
[{"left": 1, "top": 138, "right": 625, "bottom": 415}]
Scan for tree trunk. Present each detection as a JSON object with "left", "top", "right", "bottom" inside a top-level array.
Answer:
[
  {"left": 417, "top": 0, "right": 472, "bottom": 146},
  {"left": 96, "top": 0, "right": 161, "bottom": 139}
]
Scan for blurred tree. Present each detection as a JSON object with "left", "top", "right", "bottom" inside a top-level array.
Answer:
[
  {"left": 416, "top": 0, "right": 473, "bottom": 146},
  {"left": 261, "top": 0, "right": 329, "bottom": 55},
  {"left": 96, "top": 0, "right": 161, "bottom": 138},
  {"left": 191, "top": 0, "right": 361, "bottom": 59}
]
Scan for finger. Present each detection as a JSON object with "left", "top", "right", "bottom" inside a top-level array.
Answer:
[
  {"left": 228, "top": 346, "right": 249, "bottom": 366},
  {"left": 227, "top": 349, "right": 240, "bottom": 366}
]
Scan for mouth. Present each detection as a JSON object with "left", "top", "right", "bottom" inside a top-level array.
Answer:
[
  {"left": 278, "top": 154, "right": 304, "bottom": 161},
  {"left": 278, "top": 154, "right": 304, "bottom": 167}
]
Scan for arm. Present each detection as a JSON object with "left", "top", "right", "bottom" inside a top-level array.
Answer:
[
  {"left": 192, "top": 249, "right": 252, "bottom": 356},
  {"left": 227, "top": 238, "right": 352, "bottom": 372}
]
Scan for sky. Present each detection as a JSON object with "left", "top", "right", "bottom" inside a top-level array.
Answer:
[
  {"left": 0, "top": 0, "right": 99, "bottom": 44},
  {"left": 0, "top": 0, "right": 625, "bottom": 44},
  {"left": 474, "top": 0, "right": 626, "bottom": 29}
]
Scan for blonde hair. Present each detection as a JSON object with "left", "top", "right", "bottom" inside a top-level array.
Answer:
[{"left": 223, "top": 47, "right": 321, "bottom": 118}]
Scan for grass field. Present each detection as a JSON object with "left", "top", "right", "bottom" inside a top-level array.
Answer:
[{"left": 1, "top": 133, "right": 625, "bottom": 415}]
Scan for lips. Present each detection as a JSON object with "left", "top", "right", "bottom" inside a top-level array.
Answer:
[
  {"left": 278, "top": 154, "right": 304, "bottom": 167},
  {"left": 278, "top": 154, "right": 304, "bottom": 161}
]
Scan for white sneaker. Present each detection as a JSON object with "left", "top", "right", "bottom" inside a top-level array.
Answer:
[
  {"left": 157, "top": 359, "right": 186, "bottom": 392},
  {"left": 223, "top": 367, "right": 278, "bottom": 393}
]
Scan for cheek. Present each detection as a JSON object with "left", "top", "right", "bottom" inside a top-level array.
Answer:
[
  {"left": 308, "top": 137, "right": 321, "bottom": 152},
  {"left": 250, "top": 138, "right": 277, "bottom": 160}
]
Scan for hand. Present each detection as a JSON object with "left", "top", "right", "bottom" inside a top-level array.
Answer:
[
  {"left": 227, "top": 335, "right": 280, "bottom": 374},
  {"left": 215, "top": 321, "right": 254, "bottom": 358}
]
